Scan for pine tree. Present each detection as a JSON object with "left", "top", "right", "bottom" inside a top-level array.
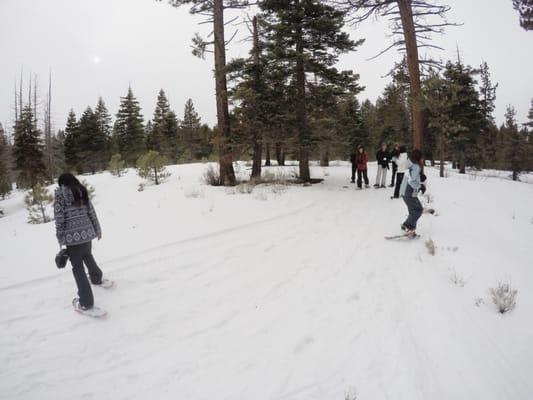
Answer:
[
  {"left": 108, "top": 154, "right": 126, "bottom": 177},
  {"left": 137, "top": 150, "right": 170, "bottom": 185},
  {"left": 12, "top": 106, "right": 46, "bottom": 188},
  {"left": 149, "top": 90, "right": 179, "bottom": 162},
  {"left": 0, "top": 124, "right": 12, "bottom": 198},
  {"left": 63, "top": 110, "right": 80, "bottom": 172},
  {"left": 149, "top": 90, "right": 170, "bottom": 156},
  {"left": 512, "top": 0, "right": 533, "bottom": 30},
  {"left": 423, "top": 69, "right": 465, "bottom": 177},
  {"left": 374, "top": 83, "right": 411, "bottom": 146},
  {"left": 443, "top": 60, "right": 485, "bottom": 173},
  {"left": 24, "top": 184, "right": 53, "bottom": 223},
  {"left": 78, "top": 107, "right": 107, "bottom": 173},
  {"left": 113, "top": 87, "right": 146, "bottom": 165},
  {"left": 261, "top": 0, "right": 363, "bottom": 182},
  {"left": 526, "top": 98, "right": 533, "bottom": 133},
  {"left": 361, "top": 99, "right": 378, "bottom": 151},
  {"left": 95, "top": 97, "right": 113, "bottom": 158},
  {"left": 337, "top": 96, "right": 367, "bottom": 155},
  {"left": 160, "top": 0, "right": 240, "bottom": 186},
  {"left": 502, "top": 105, "right": 530, "bottom": 181},
  {"left": 181, "top": 98, "right": 202, "bottom": 161},
  {"left": 478, "top": 62, "right": 499, "bottom": 167}
]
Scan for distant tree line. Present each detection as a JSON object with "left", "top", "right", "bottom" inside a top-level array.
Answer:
[{"left": 0, "top": 79, "right": 214, "bottom": 200}]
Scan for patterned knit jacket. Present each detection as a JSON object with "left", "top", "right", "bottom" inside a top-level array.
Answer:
[{"left": 54, "top": 186, "right": 101, "bottom": 246}]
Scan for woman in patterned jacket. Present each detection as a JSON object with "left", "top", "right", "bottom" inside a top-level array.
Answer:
[{"left": 54, "top": 173, "right": 104, "bottom": 311}]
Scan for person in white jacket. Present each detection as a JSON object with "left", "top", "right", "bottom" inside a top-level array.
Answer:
[{"left": 391, "top": 145, "right": 408, "bottom": 199}]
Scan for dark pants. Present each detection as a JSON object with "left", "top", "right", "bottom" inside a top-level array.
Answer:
[
  {"left": 357, "top": 169, "right": 369, "bottom": 188},
  {"left": 351, "top": 163, "right": 357, "bottom": 182},
  {"left": 392, "top": 172, "right": 404, "bottom": 198},
  {"left": 67, "top": 241, "right": 102, "bottom": 308},
  {"left": 402, "top": 192, "right": 423, "bottom": 230},
  {"left": 391, "top": 163, "right": 398, "bottom": 185}
]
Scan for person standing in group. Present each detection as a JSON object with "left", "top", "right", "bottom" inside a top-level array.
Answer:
[
  {"left": 399, "top": 149, "right": 426, "bottom": 235},
  {"left": 374, "top": 143, "right": 390, "bottom": 188},
  {"left": 54, "top": 173, "right": 106, "bottom": 312},
  {"left": 356, "top": 145, "right": 370, "bottom": 189},
  {"left": 389, "top": 143, "right": 400, "bottom": 187},
  {"left": 391, "top": 145, "right": 408, "bottom": 199},
  {"left": 350, "top": 145, "right": 358, "bottom": 184}
]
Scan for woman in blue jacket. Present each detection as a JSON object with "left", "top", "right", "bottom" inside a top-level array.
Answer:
[
  {"left": 54, "top": 173, "right": 104, "bottom": 311},
  {"left": 399, "top": 149, "right": 426, "bottom": 235}
]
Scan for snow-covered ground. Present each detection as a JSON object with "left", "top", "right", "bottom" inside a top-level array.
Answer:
[{"left": 1, "top": 161, "right": 533, "bottom": 400}]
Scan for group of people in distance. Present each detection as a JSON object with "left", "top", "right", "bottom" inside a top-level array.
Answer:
[
  {"left": 350, "top": 142, "right": 429, "bottom": 237},
  {"left": 350, "top": 142, "right": 406, "bottom": 197}
]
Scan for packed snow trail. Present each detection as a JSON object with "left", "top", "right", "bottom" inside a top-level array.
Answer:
[{"left": 1, "top": 162, "right": 533, "bottom": 400}]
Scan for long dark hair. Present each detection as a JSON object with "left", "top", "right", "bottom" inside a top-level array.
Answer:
[
  {"left": 409, "top": 149, "right": 424, "bottom": 168},
  {"left": 58, "top": 173, "right": 89, "bottom": 206}
]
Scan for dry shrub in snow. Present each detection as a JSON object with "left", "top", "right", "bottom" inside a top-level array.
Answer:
[
  {"left": 270, "top": 183, "right": 287, "bottom": 195},
  {"left": 261, "top": 169, "right": 291, "bottom": 185},
  {"left": 202, "top": 165, "right": 220, "bottom": 186},
  {"left": 236, "top": 183, "right": 254, "bottom": 194},
  {"left": 344, "top": 387, "right": 358, "bottom": 400},
  {"left": 137, "top": 183, "right": 145, "bottom": 192},
  {"left": 425, "top": 238, "right": 436, "bottom": 255},
  {"left": 184, "top": 186, "right": 205, "bottom": 199},
  {"left": 490, "top": 281, "right": 517, "bottom": 314},
  {"left": 449, "top": 269, "right": 465, "bottom": 287},
  {"left": 253, "top": 190, "right": 268, "bottom": 201}
]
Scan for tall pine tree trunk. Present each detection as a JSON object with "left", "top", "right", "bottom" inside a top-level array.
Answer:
[
  {"left": 459, "top": 150, "right": 466, "bottom": 174},
  {"left": 439, "top": 134, "right": 445, "bottom": 178},
  {"left": 320, "top": 148, "right": 329, "bottom": 167},
  {"left": 397, "top": 0, "right": 424, "bottom": 150},
  {"left": 275, "top": 142, "right": 284, "bottom": 166},
  {"left": 213, "top": 0, "right": 236, "bottom": 186},
  {"left": 295, "top": 3, "right": 311, "bottom": 182},
  {"left": 265, "top": 141, "right": 271, "bottom": 166},
  {"left": 250, "top": 16, "right": 262, "bottom": 180}
]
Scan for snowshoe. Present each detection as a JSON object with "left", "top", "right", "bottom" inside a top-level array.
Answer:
[
  {"left": 93, "top": 278, "right": 115, "bottom": 289},
  {"left": 72, "top": 298, "right": 107, "bottom": 318}
]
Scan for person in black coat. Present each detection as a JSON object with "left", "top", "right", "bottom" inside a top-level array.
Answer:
[
  {"left": 389, "top": 143, "right": 400, "bottom": 187},
  {"left": 350, "top": 146, "right": 358, "bottom": 183},
  {"left": 374, "top": 143, "right": 390, "bottom": 188}
]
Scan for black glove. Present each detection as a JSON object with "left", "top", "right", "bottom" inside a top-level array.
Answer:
[
  {"left": 419, "top": 184, "right": 426, "bottom": 195},
  {"left": 55, "top": 248, "right": 69, "bottom": 269},
  {"left": 421, "top": 173, "right": 427, "bottom": 183}
]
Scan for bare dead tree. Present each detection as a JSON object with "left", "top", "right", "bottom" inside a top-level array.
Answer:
[
  {"left": 19, "top": 67, "right": 23, "bottom": 118},
  {"left": 158, "top": 0, "right": 250, "bottom": 186},
  {"left": 14, "top": 81, "right": 18, "bottom": 121},
  {"left": 44, "top": 70, "right": 54, "bottom": 182},
  {"left": 336, "top": 0, "right": 457, "bottom": 150}
]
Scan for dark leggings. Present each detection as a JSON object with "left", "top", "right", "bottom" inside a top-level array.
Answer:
[
  {"left": 393, "top": 172, "right": 405, "bottom": 198},
  {"left": 357, "top": 169, "right": 369, "bottom": 188},
  {"left": 402, "top": 189, "right": 423, "bottom": 230},
  {"left": 67, "top": 241, "right": 102, "bottom": 308},
  {"left": 391, "top": 164, "right": 398, "bottom": 185}
]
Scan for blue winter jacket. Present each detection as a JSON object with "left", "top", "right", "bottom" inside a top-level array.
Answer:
[
  {"left": 399, "top": 159, "right": 421, "bottom": 198},
  {"left": 54, "top": 186, "right": 101, "bottom": 246}
]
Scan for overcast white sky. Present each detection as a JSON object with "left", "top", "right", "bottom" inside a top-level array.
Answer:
[{"left": 1, "top": 0, "right": 532, "bottom": 134}]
